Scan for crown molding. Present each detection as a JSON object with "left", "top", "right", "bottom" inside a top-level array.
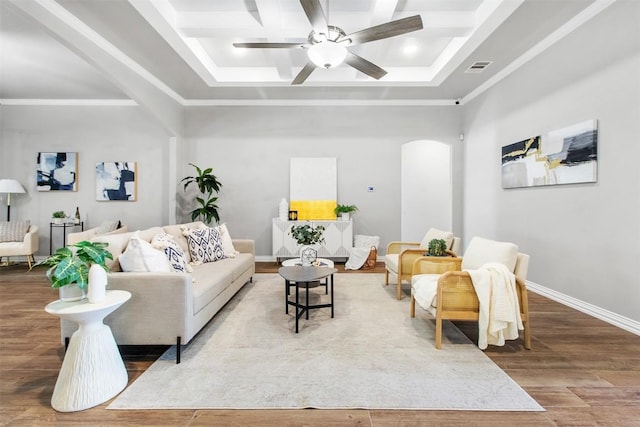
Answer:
[{"left": 0, "top": 99, "right": 138, "bottom": 106}]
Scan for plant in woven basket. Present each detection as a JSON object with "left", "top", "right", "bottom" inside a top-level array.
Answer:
[
  {"left": 427, "top": 238, "right": 447, "bottom": 257},
  {"left": 289, "top": 224, "right": 325, "bottom": 246}
]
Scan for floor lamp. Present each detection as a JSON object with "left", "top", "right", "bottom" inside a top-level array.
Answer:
[{"left": 0, "top": 179, "right": 26, "bottom": 221}]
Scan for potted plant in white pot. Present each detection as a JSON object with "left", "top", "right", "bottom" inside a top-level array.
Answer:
[
  {"left": 52, "top": 210, "right": 66, "bottom": 225},
  {"left": 288, "top": 223, "right": 325, "bottom": 266},
  {"left": 334, "top": 204, "right": 358, "bottom": 221},
  {"left": 37, "top": 241, "right": 113, "bottom": 301}
]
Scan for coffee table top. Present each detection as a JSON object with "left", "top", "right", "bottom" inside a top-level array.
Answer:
[
  {"left": 279, "top": 266, "right": 337, "bottom": 283},
  {"left": 281, "top": 257, "right": 335, "bottom": 268}
]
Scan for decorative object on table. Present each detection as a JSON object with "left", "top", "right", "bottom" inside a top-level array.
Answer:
[
  {"left": 334, "top": 204, "right": 358, "bottom": 221},
  {"left": 0, "top": 179, "right": 26, "bottom": 221},
  {"left": 289, "top": 223, "right": 325, "bottom": 266},
  {"left": 52, "top": 211, "right": 66, "bottom": 225},
  {"left": 37, "top": 152, "right": 78, "bottom": 191},
  {"left": 278, "top": 198, "right": 288, "bottom": 221},
  {"left": 96, "top": 161, "right": 137, "bottom": 201},
  {"left": 288, "top": 210, "right": 298, "bottom": 221},
  {"left": 87, "top": 264, "right": 108, "bottom": 303},
  {"left": 502, "top": 119, "right": 598, "bottom": 188},
  {"left": 181, "top": 163, "right": 222, "bottom": 224},
  {"left": 427, "top": 238, "right": 448, "bottom": 257},
  {"left": 37, "top": 240, "right": 113, "bottom": 302},
  {"left": 74, "top": 207, "right": 81, "bottom": 224}
]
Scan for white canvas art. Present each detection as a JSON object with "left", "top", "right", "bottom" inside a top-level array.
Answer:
[{"left": 502, "top": 120, "right": 598, "bottom": 188}]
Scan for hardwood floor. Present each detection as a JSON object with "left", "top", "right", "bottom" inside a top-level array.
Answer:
[{"left": 1, "top": 262, "right": 639, "bottom": 426}]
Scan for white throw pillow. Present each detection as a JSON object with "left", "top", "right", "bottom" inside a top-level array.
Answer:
[
  {"left": 151, "top": 232, "right": 193, "bottom": 273},
  {"left": 420, "top": 228, "right": 454, "bottom": 249},
  {"left": 182, "top": 226, "right": 225, "bottom": 264},
  {"left": 461, "top": 237, "right": 519, "bottom": 272},
  {"left": 216, "top": 223, "right": 238, "bottom": 258},
  {"left": 119, "top": 232, "right": 173, "bottom": 272}
]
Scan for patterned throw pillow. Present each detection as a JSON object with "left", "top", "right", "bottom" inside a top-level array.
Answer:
[
  {"left": 0, "top": 220, "right": 30, "bottom": 243},
  {"left": 182, "top": 226, "right": 225, "bottom": 264},
  {"left": 151, "top": 232, "right": 192, "bottom": 273}
]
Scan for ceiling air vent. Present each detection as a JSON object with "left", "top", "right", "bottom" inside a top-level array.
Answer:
[{"left": 465, "top": 61, "right": 493, "bottom": 73}]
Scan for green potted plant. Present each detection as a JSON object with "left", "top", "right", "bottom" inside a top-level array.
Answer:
[
  {"left": 334, "top": 204, "right": 358, "bottom": 221},
  {"left": 181, "top": 163, "right": 223, "bottom": 224},
  {"left": 427, "top": 238, "right": 448, "bottom": 257},
  {"left": 288, "top": 223, "right": 325, "bottom": 266},
  {"left": 37, "top": 241, "right": 113, "bottom": 301},
  {"left": 52, "top": 210, "right": 66, "bottom": 225}
]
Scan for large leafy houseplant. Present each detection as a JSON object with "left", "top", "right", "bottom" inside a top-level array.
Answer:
[
  {"left": 38, "top": 241, "right": 113, "bottom": 290},
  {"left": 289, "top": 224, "right": 325, "bottom": 246},
  {"left": 181, "top": 163, "right": 223, "bottom": 224}
]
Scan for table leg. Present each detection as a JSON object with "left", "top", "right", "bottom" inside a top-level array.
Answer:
[
  {"left": 295, "top": 281, "right": 299, "bottom": 333},
  {"left": 330, "top": 274, "right": 334, "bottom": 318},
  {"left": 306, "top": 282, "right": 311, "bottom": 320},
  {"left": 285, "top": 279, "right": 289, "bottom": 314}
]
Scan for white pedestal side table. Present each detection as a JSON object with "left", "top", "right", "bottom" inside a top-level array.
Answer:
[{"left": 45, "top": 290, "right": 131, "bottom": 412}]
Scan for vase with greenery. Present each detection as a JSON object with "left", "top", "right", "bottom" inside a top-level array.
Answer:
[
  {"left": 427, "top": 239, "right": 448, "bottom": 257},
  {"left": 334, "top": 204, "right": 358, "bottom": 220},
  {"left": 181, "top": 163, "right": 223, "bottom": 224},
  {"left": 289, "top": 223, "right": 325, "bottom": 266},
  {"left": 37, "top": 241, "right": 113, "bottom": 301},
  {"left": 52, "top": 210, "right": 66, "bottom": 224}
]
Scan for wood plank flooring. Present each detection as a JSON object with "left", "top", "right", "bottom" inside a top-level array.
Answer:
[{"left": 1, "top": 262, "right": 639, "bottom": 426}]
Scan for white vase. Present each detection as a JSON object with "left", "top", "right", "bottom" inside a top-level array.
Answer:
[
  {"left": 340, "top": 213, "right": 350, "bottom": 221},
  {"left": 279, "top": 198, "right": 289, "bottom": 221},
  {"left": 88, "top": 264, "right": 108, "bottom": 303},
  {"left": 299, "top": 245, "right": 318, "bottom": 266},
  {"left": 59, "top": 283, "right": 86, "bottom": 302}
]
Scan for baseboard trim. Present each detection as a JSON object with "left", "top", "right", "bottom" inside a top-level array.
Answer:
[{"left": 526, "top": 280, "right": 640, "bottom": 336}]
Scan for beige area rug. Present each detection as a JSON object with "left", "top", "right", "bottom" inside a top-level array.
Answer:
[{"left": 108, "top": 273, "right": 543, "bottom": 411}]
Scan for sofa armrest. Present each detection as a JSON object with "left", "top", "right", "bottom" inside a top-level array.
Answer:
[
  {"left": 233, "top": 239, "right": 255, "bottom": 255},
  {"left": 25, "top": 225, "right": 39, "bottom": 253},
  {"left": 386, "top": 241, "right": 420, "bottom": 255},
  {"left": 412, "top": 255, "right": 462, "bottom": 275}
]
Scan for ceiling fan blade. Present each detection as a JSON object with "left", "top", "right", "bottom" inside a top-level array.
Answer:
[
  {"left": 300, "top": 0, "right": 328, "bottom": 35},
  {"left": 233, "top": 42, "right": 306, "bottom": 49},
  {"left": 344, "top": 52, "right": 387, "bottom": 80},
  {"left": 341, "top": 15, "right": 423, "bottom": 45},
  {"left": 291, "top": 62, "right": 316, "bottom": 85}
]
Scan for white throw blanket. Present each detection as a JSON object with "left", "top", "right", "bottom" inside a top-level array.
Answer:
[
  {"left": 466, "top": 263, "right": 523, "bottom": 350},
  {"left": 345, "top": 235, "right": 380, "bottom": 270}
]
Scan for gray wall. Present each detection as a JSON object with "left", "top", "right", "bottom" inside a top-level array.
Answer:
[
  {"left": 184, "top": 105, "right": 462, "bottom": 258},
  {"left": 0, "top": 105, "right": 172, "bottom": 253},
  {"left": 461, "top": 0, "right": 640, "bottom": 322}
]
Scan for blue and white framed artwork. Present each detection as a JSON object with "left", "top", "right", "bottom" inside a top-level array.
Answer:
[
  {"left": 36, "top": 152, "right": 78, "bottom": 191},
  {"left": 502, "top": 119, "right": 598, "bottom": 189},
  {"left": 96, "top": 161, "right": 137, "bottom": 201}
]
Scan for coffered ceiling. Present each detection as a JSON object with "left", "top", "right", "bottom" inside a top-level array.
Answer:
[{"left": 0, "top": 0, "right": 614, "bottom": 103}]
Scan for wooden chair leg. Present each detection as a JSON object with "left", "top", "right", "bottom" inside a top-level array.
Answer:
[
  {"left": 384, "top": 269, "right": 389, "bottom": 285},
  {"left": 397, "top": 279, "right": 402, "bottom": 300},
  {"left": 410, "top": 294, "right": 416, "bottom": 318},
  {"left": 435, "top": 312, "right": 443, "bottom": 349},
  {"left": 27, "top": 255, "right": 34, "bottom": 269},
  {"left": 523, "top": 320, "right": 531, "bottom": 350}
]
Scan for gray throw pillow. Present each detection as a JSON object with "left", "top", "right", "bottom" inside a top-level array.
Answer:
[{"left": 0, "top": 220, "right": 31, "bottom": 242}]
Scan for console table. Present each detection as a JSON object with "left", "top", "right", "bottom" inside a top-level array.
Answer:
[
  {"left": 272, "top": 218, "right": 353, "bottom": 259},
  {"left": 45, "top": 290, "right": 131, "bottom": 412},
  {"left": 49, "top": 222, "right": 83, "bottom": 254}
]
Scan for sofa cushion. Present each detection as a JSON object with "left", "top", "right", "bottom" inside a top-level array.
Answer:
[
  {"left": 183, "top": 226, "right": 225, "bottom": 264},
  {"left": 384, "top": 253, "right": 399, "bottom": 273},
  {"left": 420, "top": 228, "right": 454, "bottom": 250},
  {"left": 216, "top": 223, "right": 239, "bottom": 258},
  {"left": 0, "top": 220, "right": 30, "bottom": 242},
  {"left": 151, "top": 232, "right": 193, "bottom": 273},
  {"left": 461, "top": 237, "right": 518, "bottom": 272},
  {"left": 119, "top": 233, "right": 173, "bottom": 273},
  {"left": 191, "top": 263, "right": 233, "bottom": 314},
  {"left": 92, "top": 232, "right": 133, "bottom": 271},
  {"left": 163, "top": 221, "right": 204, "bottom": 263},
  {"left": 95, "top": 220, "right": 121, "bottom": 235}
]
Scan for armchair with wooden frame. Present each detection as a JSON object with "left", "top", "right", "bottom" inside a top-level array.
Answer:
[
  {"left": 409, "top": 236, "right": 531, "bottom": 350},
  {"left": 384, "top": 228, "right": 461, "bottom": 300}
]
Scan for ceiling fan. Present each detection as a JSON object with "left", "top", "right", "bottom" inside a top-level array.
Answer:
[{"left": 233, "top": 0, "right": 423, "bottom": 85}]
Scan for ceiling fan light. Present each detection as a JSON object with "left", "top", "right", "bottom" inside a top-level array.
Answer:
[{"left": 307, "top": 41, "right": 347, "bottom": 69}]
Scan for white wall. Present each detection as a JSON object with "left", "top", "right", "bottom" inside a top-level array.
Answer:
[
  {"left": 462, "top": 1, "right": 640, "bottom": 322},
  {"left": 185, "top": 106, "right": 462, "bottom": 258},
  {"left": 0, "top": 105, "right": 172, "bottom": 254}
]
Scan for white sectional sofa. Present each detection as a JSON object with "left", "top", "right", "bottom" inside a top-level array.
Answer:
[{"left": 60, "top": 221, "right": 255, "bottom": 363}]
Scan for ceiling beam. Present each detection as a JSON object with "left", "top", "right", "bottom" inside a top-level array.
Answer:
[{"left": 8, "top": 0, "right": 185, "bottom": 136}]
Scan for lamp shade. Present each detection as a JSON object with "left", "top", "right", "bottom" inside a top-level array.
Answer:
[
  {"left": 307, "top": 41, "right": 348, "bottom": 69},
  {"left": 0, "top": 179, "right": 26, "bottom": 194}
]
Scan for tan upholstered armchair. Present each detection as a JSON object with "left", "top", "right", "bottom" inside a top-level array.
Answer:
[
  {"left": 410, "top": 236, "right": 531, "bottom": 350},
  {"left": 384, "top": 228, "right": 461, "bottom": 300},
  {"left": 0, "top": 224, "right": 39, "bottom": 268}
]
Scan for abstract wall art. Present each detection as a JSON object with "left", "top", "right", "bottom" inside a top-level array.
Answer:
[
  {"left": 95, "top": 161, "right": 137, "bottom": 201},
  {"left": 502, "top": 119, "right": 598, "bottom": 189},
  {"left": 37, "top": 152, "right": 78, "bottom": 191}
]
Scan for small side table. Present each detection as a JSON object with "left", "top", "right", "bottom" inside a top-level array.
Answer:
[
  {"left": 49, "top": 222, "right": 84, "bottom": 254},
  {"left": 45, "top": 290, "right": 131, "bottom": 412}
]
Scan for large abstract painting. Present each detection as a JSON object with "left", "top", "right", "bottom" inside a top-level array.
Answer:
[
  {"left": 37, "top": 152, "right": 78, "bottom": 191},
  {"left": 502, "top": 120, "right": 598, "bottom": 188},
  {"left": 96, "top": 161, "right": 137, "bottom": 201}
]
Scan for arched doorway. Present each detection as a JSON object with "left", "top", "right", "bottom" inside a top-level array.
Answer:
[{"left": 401, "top": 140, "right": 452, "bottom": 241}]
